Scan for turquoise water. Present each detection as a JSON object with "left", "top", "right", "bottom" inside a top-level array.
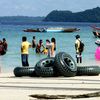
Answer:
[{"left": 0, "top": 22, "right": 100, "bottom": 72}]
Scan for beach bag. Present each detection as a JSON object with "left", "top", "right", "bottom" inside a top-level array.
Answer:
[{"left": 79, "top": 41, "right": 84, "bottom": 52}]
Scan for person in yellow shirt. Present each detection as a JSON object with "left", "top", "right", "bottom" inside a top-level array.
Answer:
[{"left": 21, "top": 36, "right": 31, "bottom": 67}]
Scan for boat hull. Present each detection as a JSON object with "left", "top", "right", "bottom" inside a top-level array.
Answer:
[
  {"left": 95, "top": 40, "right": 100, "bottom": 46},
  {"left": 23, "top": 28, "right": 80, "bottom": 33},
  {"left": 91, "top": 25, "right": 100, "bottom": 38},
  {"left": 63, "top": 28, "right": 80, "bottom": 32},
  {"left": 23, "top": 28, "right": 46, "bottom": 32},
  {"left": 93, "top": 31, "right": 100, "bottom": 38}
]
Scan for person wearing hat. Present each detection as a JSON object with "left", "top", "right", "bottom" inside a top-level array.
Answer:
[{"left": 75, "top": 35, "right": 82, "bottom": 63}]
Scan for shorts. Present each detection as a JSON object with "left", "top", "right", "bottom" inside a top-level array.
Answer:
[{"left": 76, "top": 52, "right": 82, "bottom": 58}]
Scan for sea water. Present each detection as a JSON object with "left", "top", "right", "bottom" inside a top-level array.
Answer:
[{"left": 0, "top": 22, "right": 100, "bottom": 73}]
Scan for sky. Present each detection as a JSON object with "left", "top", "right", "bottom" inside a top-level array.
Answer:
[{"left": 0, "top": 0, "right": 100, "bottom": 16}]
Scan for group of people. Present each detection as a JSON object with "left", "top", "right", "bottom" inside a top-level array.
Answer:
[
  {"left": 0, "top": 38, "right": 8, "bottom": 55},
  {"left": 21, "top": 36, "right": 56, "bottom": 67},
  {"left": 21, "top": 34, "right": 84, "bottom": 67},
  {"left": 32, "top": 36, "right": 56, "bottom": 57}
]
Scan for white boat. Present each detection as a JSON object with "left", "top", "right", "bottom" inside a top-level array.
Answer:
[
  {"left": 46, "top": 27, "right": 79, "bottom": 33},
  {"left": 46, "top": 27, "right": 63, "bottom": 32}
]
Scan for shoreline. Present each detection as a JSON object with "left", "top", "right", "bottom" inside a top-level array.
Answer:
[{"left": 1, "top": 58, "right": 100, "bottom": 73}]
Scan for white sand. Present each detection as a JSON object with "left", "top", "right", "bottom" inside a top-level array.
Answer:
[{"left": 0, "top": 72, "right": 100, "bottom": 100}]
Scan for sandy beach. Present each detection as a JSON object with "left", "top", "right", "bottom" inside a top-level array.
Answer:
[
  {"left": 0, "top": 72, "right": 100, "bottom": 100},
  {"left": 0, "top": 0, "right": 100, "bottom": 99}
]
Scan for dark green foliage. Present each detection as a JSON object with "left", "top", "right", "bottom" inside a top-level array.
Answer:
[
  {"left": 43, "top": 7, "right": 100, "bottom": 22},
  {"left": 0, "top": 16, "right": 44, "bottom": 24}
]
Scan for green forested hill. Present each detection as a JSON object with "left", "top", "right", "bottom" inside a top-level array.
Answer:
[{"left": 43, "top": 7, "right": 100, "bottom": 22}]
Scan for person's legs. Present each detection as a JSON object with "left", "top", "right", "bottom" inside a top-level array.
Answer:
[
  {"left": 48, "top": 52, "right": 50, "bottom": 57},
  {"left": 76, "top": 53, "right": 80, "bottom": 63},
  {"left": 79, "top": 53, "right": 82, "bottom": 63},
  {"left": 26, "top": 54, "right": 29, "bottom": 66},
  {"left": 21, "top": 54, "right": 29, "bottom": 66},
  {"left": 21, "top": 54, "right": 26, "bottom": 66},
  {"left": 80, "top": 57, "right": 82, "bottom": 63},
  {"left": 76, "top": 57, "right": 79, "bottom": 63}
]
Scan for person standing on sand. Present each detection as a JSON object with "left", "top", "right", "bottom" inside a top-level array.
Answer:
[
  {"left": 21, "top": 36, "right": 31, "bottom": 67},
  {"left": 75, "top": 35, "right": 84, "bottom": 63}
]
